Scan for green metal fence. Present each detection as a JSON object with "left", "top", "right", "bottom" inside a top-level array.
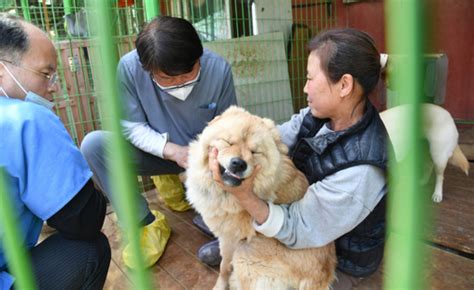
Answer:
[{"left": 0, "top": 0, "right": 433, "bottom": 289}]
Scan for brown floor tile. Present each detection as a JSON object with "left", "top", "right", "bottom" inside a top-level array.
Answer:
[
  {"left": 158, "top": 241, "right": 218, "bottom": 290},
  {"left": 149, "top": 266, "right": 186, "bottom": 290},
  {"left": 103, "top": 214, "right": 124, "bottom": 266},
  {"left": 103, "top": 260, "right": 131, "bottom": 290},
  {"left": 168, "top": 220, "right": 215, "bottom": 255}
]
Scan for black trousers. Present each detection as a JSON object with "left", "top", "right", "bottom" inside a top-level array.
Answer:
[{"left": 23, "top": 232, "right": 111, "bottom": 290}]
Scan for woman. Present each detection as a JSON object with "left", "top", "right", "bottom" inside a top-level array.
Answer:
[{"left": 209, "top": 28, "right": 390, "bottom": 289}]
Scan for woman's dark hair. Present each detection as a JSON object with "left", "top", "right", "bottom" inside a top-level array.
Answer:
[
  {"left": 136, "top": 16, "right": 203, "bottom": 76},
  {"left": 0, "top": 13, "right": 29, "bottom": 63},
  {"left": 308, "top": 28, "right": 381, "bottom": 98}
]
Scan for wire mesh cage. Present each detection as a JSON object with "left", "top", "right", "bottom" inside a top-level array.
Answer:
[
  {"left": 1, "top": 0, "right": 336, "bottom": 192},
  {"left": 1, "top": 0, "right": 336, "bottom": 144}
]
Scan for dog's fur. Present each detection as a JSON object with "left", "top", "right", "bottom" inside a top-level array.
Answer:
[
  {"left": 186, "top": 106, "right": 336, "bottom": 290},
  {"left": 380, "top": 103, "right": 470, "bottom": 202}
]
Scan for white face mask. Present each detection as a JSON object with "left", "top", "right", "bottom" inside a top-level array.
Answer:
[
  {"left": 154, "top": 69, "right": 200, "bottom": 101},
  {"left": 163, "top": 85, "right": 195, "bottom": 101},
  {"left": 0, "top": 61, "right": 54, "bottom": 110}
]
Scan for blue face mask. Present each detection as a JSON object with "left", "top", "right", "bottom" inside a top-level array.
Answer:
[
  {"left": 0, "top": 61, "right": 54, "bottom": 110},
  {"left": 24, "top": 91, "right": 55, "bottom": 110}
]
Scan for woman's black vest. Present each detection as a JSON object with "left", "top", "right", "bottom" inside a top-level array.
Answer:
[{"left": 290, "top": 101, "right": 390, "bottom": 277}]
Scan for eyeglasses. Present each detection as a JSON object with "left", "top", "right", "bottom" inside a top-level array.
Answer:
[
  {"left": 152, "top": 76, "right": 200, "bottom": 91},
  {"left": 151, "top": 66, "right": 201, "bottom": 91},
  {"left": 0, "top": 59, "right": 58, "bottom": 88}
]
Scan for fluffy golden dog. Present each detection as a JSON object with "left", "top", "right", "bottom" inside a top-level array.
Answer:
[{"left": 186, "top": 106, "right": 336, "bottom": 290}]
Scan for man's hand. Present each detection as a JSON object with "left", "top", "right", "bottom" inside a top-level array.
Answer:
[{"left": 163, "top": 142, "right": 189, "bottom": 168}]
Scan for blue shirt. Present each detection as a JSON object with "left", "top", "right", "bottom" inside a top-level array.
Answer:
[{"left": 0, "top": 98, "right": 92, "bottom": 289}]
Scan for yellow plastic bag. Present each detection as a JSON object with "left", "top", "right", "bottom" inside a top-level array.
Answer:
[
  {"left": 122, "top": 210, "right": 171, "bottom": 269},
  {"left": 151, "top": 174, "right": 191, "bottom": 212}
]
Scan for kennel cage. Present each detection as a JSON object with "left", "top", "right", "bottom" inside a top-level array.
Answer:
[{"left": 0, "top": 1, "right": 447, "bottom": 289}]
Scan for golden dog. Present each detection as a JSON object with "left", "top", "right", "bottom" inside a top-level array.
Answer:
[{"left": 186, "top": 106, "right": 336, "bottom": 290}]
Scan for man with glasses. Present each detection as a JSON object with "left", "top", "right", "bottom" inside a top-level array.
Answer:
[
  {"left": 0, "top": 13, "right": 111, "bottom": 289},
  {"left": 81, "top": 16, "right": 237, "bottom": 268}
]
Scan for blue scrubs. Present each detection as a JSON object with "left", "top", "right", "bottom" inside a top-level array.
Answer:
[{"left": 0, "top": 97, "right": 92, "bottom": 289}]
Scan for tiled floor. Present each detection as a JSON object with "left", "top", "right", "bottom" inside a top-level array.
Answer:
[{"left": 102, "top": 190, "right": 218, "bottom": 290}]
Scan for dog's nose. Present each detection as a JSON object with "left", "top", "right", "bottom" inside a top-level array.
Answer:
[{"left": 229, "top": 158, "right": 247, "bottom": 173}]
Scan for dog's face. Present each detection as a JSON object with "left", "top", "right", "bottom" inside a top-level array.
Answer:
[{"left": 198, "top": 106, "right": 287, "bottom": 187}]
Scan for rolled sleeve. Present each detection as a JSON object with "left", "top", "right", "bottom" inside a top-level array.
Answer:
[
  {"left": 253, "top": 202, "right": 285, "bottom": 237},
  {"left": 121, "top": 120, "right": 169, "bottom": 158}
]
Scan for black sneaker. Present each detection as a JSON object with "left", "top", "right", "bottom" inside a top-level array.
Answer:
[
  {"left": 197, "top": 239, "right": 221, "bottom": 266},
  {"left": 192, "top": 214, "right": 215, "bottom": 237}
]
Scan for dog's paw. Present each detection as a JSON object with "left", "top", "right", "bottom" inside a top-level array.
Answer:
[{"left": 432, "top": 192, "right": 443, "bottom": 203}]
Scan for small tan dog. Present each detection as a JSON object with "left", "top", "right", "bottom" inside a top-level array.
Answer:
[
  {"left": 186, "top": 106, "right": 336, "bottom": 290},
  {"left": 380, "top": 103, "right": 470, "bottom": 202}
]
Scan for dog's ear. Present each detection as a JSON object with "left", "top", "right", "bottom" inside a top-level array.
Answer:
[
  {"left": 225, "top": 105, "right": 246, "bottom": 115},
  {"left": 212, "top": 106, "right": 246, "bottom": 126},
  {"left": 262, "top": 117, "right": 276, "bottom": 130},
  {"left": 262, "top": 118, "right": 288, "bottom": 154},
  {"left": 207, "top": 115, "right": 222, "bottom": 126},
  {"left": 262, "top": 117, "right": 288, "bottom": 154},
  {"left": 262, "top": 118, "right": 280, "bottom": 141}
]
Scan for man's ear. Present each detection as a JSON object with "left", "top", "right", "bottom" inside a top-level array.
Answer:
[{"left": 339, "top": 73, "right": 354, "bottom": 98}]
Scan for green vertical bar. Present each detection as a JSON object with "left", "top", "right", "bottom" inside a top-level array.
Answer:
[
  {"left": 240, "top": 0, "right": 246, "bottom": 36},
  {"left": 85, "top": 1, "right": 153, "bottom": 289},
  {"left": 20, "top": 0, "right": 30, "bottom": 21},
  {"left": 233, "top": 0, "right": 239, "bottom": 37},
  {"left": 0, "top": 169, "right": 37, "bottom": 290},
  {"left": 384, "top": 0, "right": 427, "bottom": 289},
  {"left": 64, "top": 0, "right": 73, "bottom": 15},
  {"left": 144, "top": 0, "right": 160, "bottom": 21},
  {"left": 135, "top": 0, "right": 145, "bottom": 30},
  {"left": 207, "top": 0, "right": 215, "bottom": 40}
]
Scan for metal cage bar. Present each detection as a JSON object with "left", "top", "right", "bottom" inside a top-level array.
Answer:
[
  {"left": 0, "top": 169, "right": 37, "bottom": 290},
  {"left": 384, "top": 0, "right": 430, "bottom": 289},
  {"left": 85, "top": 0, "right": 154, "bottom": 289}
]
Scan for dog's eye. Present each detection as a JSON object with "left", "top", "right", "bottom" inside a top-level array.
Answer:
[
  {"left": 218, "top": 139, "right": 232, "bottom": 146},
  {"left": 251, "top": 150, "right": 262, "bottom": 155}
]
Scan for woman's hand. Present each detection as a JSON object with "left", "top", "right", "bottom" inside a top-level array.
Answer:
[{"left": 208, "top": 147, "right": 269, "bottom": 224}]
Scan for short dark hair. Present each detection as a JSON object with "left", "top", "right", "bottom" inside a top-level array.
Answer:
[
  {"left": 0, "top": 13, "right": 29, "bottom": 63},
  {"left": 308, "top": 28, "right": 381, "bottom": 98},
  {"left": 135, "top": 16, "right": 203, "bottom": 76}
]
